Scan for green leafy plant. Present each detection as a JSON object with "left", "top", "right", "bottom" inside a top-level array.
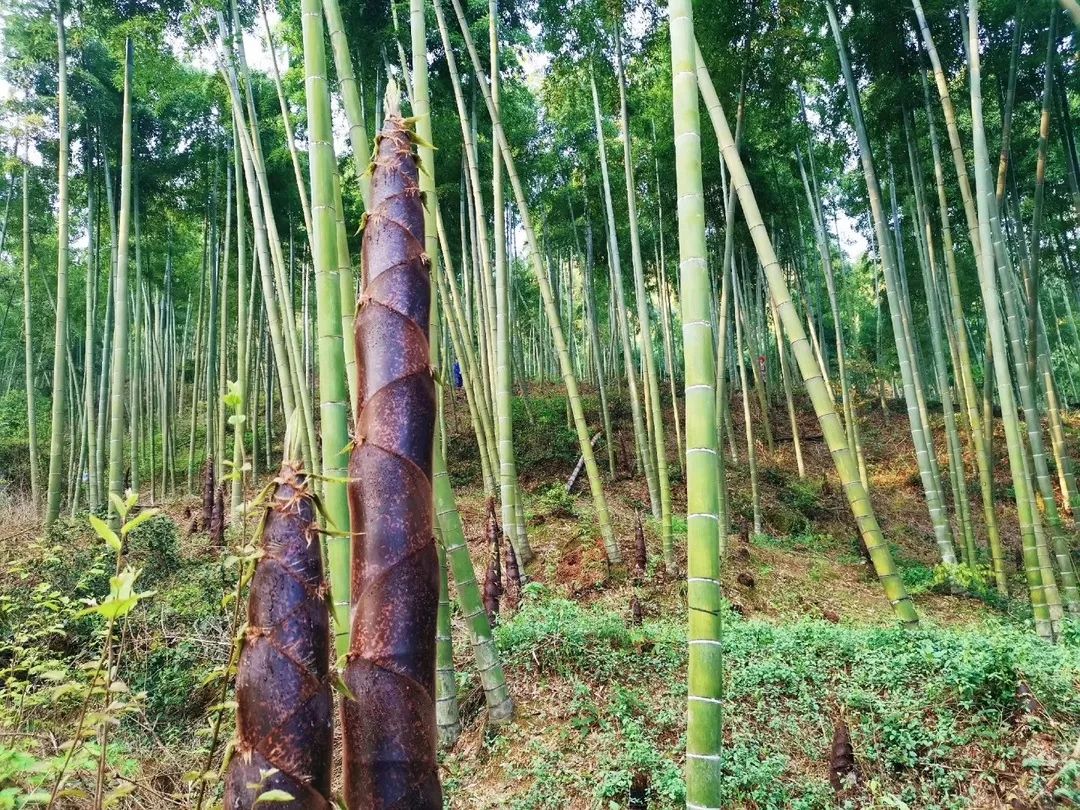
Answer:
[
  {"left": 531, "top": 483, "right": 578, "bottom": 519},
  {"left": 44, "top": 491, "right": 156, "bottom": 810}
]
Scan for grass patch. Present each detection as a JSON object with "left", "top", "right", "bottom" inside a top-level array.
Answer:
[{"left": 450, "top": 587, "right": 1080, "bottom": 809}]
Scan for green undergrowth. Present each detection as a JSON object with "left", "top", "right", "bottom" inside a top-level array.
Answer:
[
  {"left": 2, "top": 494, "right": 1079, "bottom": 808},
  {"left": 0, "top": 513, "right": 233, "bottom": 805},
  {"left": 450, "top": 585, "right": 1080, "bottom": 809}
]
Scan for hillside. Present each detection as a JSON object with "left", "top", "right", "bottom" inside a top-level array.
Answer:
[{"left": 1, "top": 389, "right": 1078, "bottom": 808}]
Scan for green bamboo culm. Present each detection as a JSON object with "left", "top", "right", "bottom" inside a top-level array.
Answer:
[
  {"left": 411, "top": 2, "right": 516, "bottom": 721},
  {"left": 230, "top": 131, "right": 248, "bottom": 512},
  {"left": 221, "top": 81, "right": 299, "bottom": 470},
  {"left": 259, "top": 1, "right": 312, "bottom": 241},
  {"left": 917, "top": 70, "right": 1007, "bottom": 593},
  {"left": 107, "top": 39, "right": 135, "bottom": 530},
  {"left": 590, "top": 66, "right": 659, "bottom": 523},
  {"left": 410, "top": 0, "right": 497, "bottom": 732},
  {"left": 433, "top": 446, "right": 514, "bottom": 722},
  {"left": 695, "top": 45, "right": 919, "bottom": 627},
  {"left": 44, "top": 0, "right": 70, "bottom": 525},
  {"left": 732, "top": 260, "right": 762, "bottom": 537},
  {"left": 321, "top": 0, "right": 371, "bottom": 208},
  {"left": 202, "top": 170, "right": 218, "bottom": 486},
  {"left": 444, "top": 0, "right": 620, "bottom": 565},
  {"left": 83, "top": 140, "right": 99, "bottom": 513},
  {"left": 490, "top": 0, "right": 531, "bottom": 566},
  {"left": 904, "top": 122, "right": 978, "bottom": 568},
  {"left": 826, "top": 0, "right": 957, "bottom": 569},
  {"left": 22, "top": 165, "right": 40, "bottom": 511},
  {"left": 300, "top": 0, "right": 352, "bottom": 654},
  {"left": 967, "top": 0, "right": 1055, "bottom": 640},
  {"left": 218, "top": 8, "right": 317, "bottom": 475},
  {"left": 615, "top": 25, "right": 673, "bottom": 571},
  {"left": 670, "top": 5, "right": 724, "bottom": 806},
  {"left": 430, "top": 0, "right": 502, "bottom": 498},
  {"left": 434, "top": 535, "right": 461, "bottom": 747}
]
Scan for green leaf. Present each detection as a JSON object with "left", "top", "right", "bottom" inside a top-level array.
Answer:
[
  {"left": 78, "top": 568, "right": 154, "bottom": 619},
  {"left": 89, "top": 515, "right": 122, "bottom": 553},
  {"left": 330, "top": 672, "right": 357, "bottom": 702},
  {"left": 224, "top": 380, "right": 242, "bottom": 410},
  {"left": 108, "top": 493, "right": 128, "bottom": 520},
  {"left": 318, "top": 473, "right": 353, "bottom": 486},
  {"left": 102, "top": 784, "right": 135, "bottom": 807},
  {"left": 255, "top": 789, "right": 295, "bottom": 803},
  {"left": 121, "top": 508, "right": 160, "bottom": 537},
  {"left": 199, "top": 667, "right": 227, "bottom": 687}
]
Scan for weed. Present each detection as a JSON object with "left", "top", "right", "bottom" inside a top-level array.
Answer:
[
  {"left": 781, "top": 478, "right": 823, "bottom": 511},
  {"left": 125, "top": 514, "right": 181, "bottom": 586},
  {"left": 530, "top": 483, "right": 577, "bottom": 519},
  {"left": 481, "top": 588, "right": 1080, "bottom": 809}
]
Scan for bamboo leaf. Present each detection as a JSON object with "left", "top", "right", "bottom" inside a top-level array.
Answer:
[{"left": 330, "top": 671, "right": 357, "bottom": 702}]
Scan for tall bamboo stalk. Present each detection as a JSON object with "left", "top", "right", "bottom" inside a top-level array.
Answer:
[
  {"left": 733, "top": 260, "right": 762, "bottom": 535},
  {"left": 906, "top": 120, "right": 977, "bottom": 567},
  {"left": 797, "top": 143, "right": 864, "bottom": 488},
  {"left": 967, "top": 0, "right": 1055, "bottom": 640},
  {"left": 442, "top": 0, "right": 619, "bottom": 563},
  {"left": 106, "top": 40, "right": 134, "bottom": 529},
  {"left": 429, "top": 0, "right": 506, "bottom": 505},
  {"left": 216, "top": 165, "right": 231, "bottom": 484},
  {"left": 214, "top": 49, "right": 300, "bottom": 465},
  {"left": 696, "top": 44, "right": 918, "bottom": 626},
  {"left": 489, "top": 0, "right": 531, "bottom": 565},
  {"left": 300, "top": 0, "right": 352, "bottom": 653},
  {"left": 231, "top": 133, "right": 248, "bottom": 512},
  {"left": 45, "top": 0, "right": 70, "bottom": 524},
  {"left": 22, "top": 165, "right": 39, "bottom": 510},
  {"left": 83, "top": 141, "right": 99, "bottom": 512},
  {"left": 919, "top": 71, "right": 1007, "bottom": 592},
  {"left": 827, "top": 1, "right": 957, "bottom": 566},
  {"left": 672, "top": 10, "right": 724, "bottom": 806},
  {"left": 203, "top": 165, "right": 220, "bottom": 483},
  {"left": 583, "top": 213, "right": 617, "bottom": 480},
  {"left": 615, "top": 26, "right": 673, "bottom": 570},
  {"left": 218, "top": 10, "right": 316, "bottom": 471},
  {"left": 257, "top": 1, "right": 312, "bottom": 241},
  {"left": 322, "top": 0, "right": 371, "bottom": 208},
  {"left": 590, "top": 67, "right": 659, "bottom": 517}
]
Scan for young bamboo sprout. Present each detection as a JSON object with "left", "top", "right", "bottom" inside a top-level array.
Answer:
[
  {"left": 201, "top": 457, "right": 215, "bottom": 531},
  {"left": 223, "top": 421, "right": 332, "bottom": 809},
  {"left": 209, "top": 482, "right": 225, "bottom": 547},
  {"left": 342, "top": 84, "right": 442, "bottom": 808},
  {"left": 483, "top": 498, "right": 502, "bottom": 625},
  {"left": 503, "top": 534, "right": 522, "bottom": 614},
  {"left": 633, "top": 512, "right": 647, "bottom": 580}
]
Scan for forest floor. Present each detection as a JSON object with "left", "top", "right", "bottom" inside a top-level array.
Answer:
[{"left": 1, "top": 386, "right": 1080, "bottom": 808}]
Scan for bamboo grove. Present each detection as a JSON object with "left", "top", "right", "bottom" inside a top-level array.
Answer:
[{"left": 1, "top": 0, "right": 1080, "bottom": 805}]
